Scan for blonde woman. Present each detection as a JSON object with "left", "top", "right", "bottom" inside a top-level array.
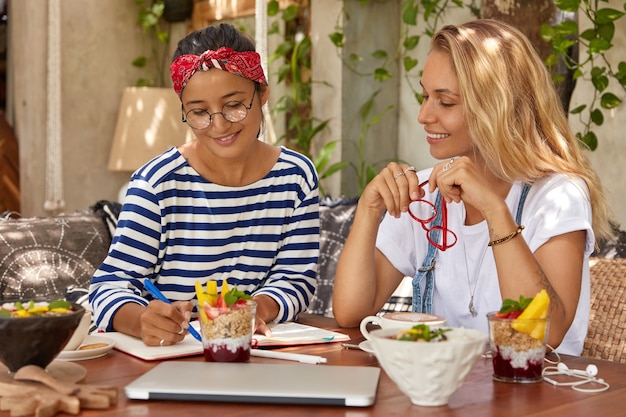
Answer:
[{"left": 333, "top": 19, "right": 611, "bottom": 355}]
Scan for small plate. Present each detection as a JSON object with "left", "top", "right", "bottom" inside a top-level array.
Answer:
[
  {"left": 56, "top": 335, "right": 116, "bottom": 361},
  {"left": 359, "top": 340, "right": 375, "bottom": 354}
]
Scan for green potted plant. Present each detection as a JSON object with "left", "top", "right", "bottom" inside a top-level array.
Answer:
[
  {"left": 267, "top": 0, "right": 348, "bottom": 197},
  {"left": 133, "top": 0, "right": 169, "bottom": 87},
  {"left": 132, "top": 0, "right": 192, "bottom": 86},
  {"left": 329, "top": 0, "right": 626, "bottom": 152}
]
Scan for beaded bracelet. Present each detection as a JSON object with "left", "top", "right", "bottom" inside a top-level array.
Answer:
[{"left": 488, "top": 225, "right": 525, "bottom": 247}]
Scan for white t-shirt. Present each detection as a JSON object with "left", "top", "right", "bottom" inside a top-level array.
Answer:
[{"left": 376, "top": 168, "right": 595, "bottom": 355}]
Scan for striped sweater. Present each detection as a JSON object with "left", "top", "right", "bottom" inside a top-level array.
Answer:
[{"left": 89, "top": 146, "right": 320, "bottom": 331}]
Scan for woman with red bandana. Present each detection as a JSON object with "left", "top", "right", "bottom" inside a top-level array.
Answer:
[
  {"left": 89, "top": 24, "right": 320, "bottom": 346},
  {"left": 333, "top": 19, "right": 612, "bottom": 356}
]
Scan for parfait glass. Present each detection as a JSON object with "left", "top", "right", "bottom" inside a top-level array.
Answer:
[
  {"left": 199, "top": 300, "right": 257, "bottom": 363},
  {"left": 487, "top": 312, "right": 550, "bottom": 383}
]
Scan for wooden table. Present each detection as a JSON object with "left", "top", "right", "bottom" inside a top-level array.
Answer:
[{"left": 5, "top": 314, "right": 625, "bottom": 417}]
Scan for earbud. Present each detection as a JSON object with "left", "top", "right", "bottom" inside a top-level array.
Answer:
[
  {"left": 555, "top": 362, "right": 598, "bottom": 378},
  {"left": 585, "top": 364, "right": 598, "bottom": 377},
  {"left": 556, "top": 362, "right": 569, "bottom": 373}
]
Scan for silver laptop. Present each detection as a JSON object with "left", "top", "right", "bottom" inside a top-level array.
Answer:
[{"left": 125, "top": 361, "right": 380, "bottom": 407}]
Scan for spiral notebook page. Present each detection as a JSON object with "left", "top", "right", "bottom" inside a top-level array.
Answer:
[{"left": 254, "top": 322, "right": 350, "bottom": 346}]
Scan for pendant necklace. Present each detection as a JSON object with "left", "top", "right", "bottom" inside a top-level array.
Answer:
[{"left": 463, "top": 239, "right": 489, "bottom": 317}]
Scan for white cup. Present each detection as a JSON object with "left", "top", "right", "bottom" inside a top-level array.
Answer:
[
  {"left": 360, "top": 311, "right": 446, "bottom": 340},
  {"left": 63, "top": 309, "right": 92, "bottom": 351}
]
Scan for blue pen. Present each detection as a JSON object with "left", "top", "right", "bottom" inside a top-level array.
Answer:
[{"left": 143, "top": 279, "right": 202, "bottom": 342}]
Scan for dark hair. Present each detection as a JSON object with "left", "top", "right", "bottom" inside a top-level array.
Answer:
[{"left": 172, "top": 23, "right": 256, "bottom": 62}]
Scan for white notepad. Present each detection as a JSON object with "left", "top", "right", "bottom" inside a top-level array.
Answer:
[
  {"left": 104, "top": 321, "right": 349, "bottom": 361},
  {"left": 125, "top": 361, "right": 380, "bottom": 407}
]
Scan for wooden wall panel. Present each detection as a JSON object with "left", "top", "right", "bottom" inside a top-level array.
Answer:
[{"left": 0, "top": 111, "right": 19, "bottom": 214}]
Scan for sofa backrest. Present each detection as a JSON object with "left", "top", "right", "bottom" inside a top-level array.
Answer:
[
  {"left": 306, "top": 200, "right": 358, "bottom": 317},
  {"left": 0, "top": 198, "right": 412, "bottom": 319},
  {"left": 0, "top": 210, "right": 113, "bottom": 301}
]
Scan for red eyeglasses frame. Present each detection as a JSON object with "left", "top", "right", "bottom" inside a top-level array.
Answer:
[{"left": 407, "top": 181, "right": 457, "bottom": 251}]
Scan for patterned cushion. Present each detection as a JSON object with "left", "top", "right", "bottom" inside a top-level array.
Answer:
[
  {"left": 379, "top": 295, "right": 413, "bottom": 314},
  {"left": 0, "top": 210, "right": 112, "bottom": 301},
  {"left": 306, "top": 198, "right": 358, "bottom": 317},
  {"left": 305, "top": 197, "right": 413, "bottom": 318}
]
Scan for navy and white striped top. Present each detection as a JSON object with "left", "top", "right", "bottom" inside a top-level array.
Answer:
[{"left": 89, "top": 146, "right": 320, "bottom": 331}]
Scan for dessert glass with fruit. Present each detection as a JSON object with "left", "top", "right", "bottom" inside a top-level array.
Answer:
[
  {"left": 195, "top": 280, "right": 256, "bottom": 363},
  {"left": 487, "top": 289, "right": 550, "bottom": 383}
]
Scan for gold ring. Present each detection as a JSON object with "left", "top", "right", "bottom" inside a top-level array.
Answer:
[
  {"left": 393, "top": 172, "right": 405, "bottom": 179},
  {"left": 159, "top": 339, "right": 165, "bottom": 347},
  {"left": 403, "top": 166, "right": 417, "bottom": 174},
  {"left": 178, "top": 326, "right": 185, "bottom": 335}
]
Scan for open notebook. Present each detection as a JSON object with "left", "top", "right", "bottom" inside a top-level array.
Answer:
[
  {"left": 103, "top": 321, "right": 349, "bottom": 361},
  {"left": 125, "top": 361, "right": 380, "bottom": 407}
]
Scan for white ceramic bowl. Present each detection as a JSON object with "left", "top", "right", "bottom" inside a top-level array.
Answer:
[
  {"left": 63, "top": 309, "right": 92, "bottom": 351},
  {"left": 367, "top": 327, "right": 488, "bottom": 406}
]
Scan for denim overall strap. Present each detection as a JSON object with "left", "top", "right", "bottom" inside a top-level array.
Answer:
[
  {"left": 412, "top": 191, "right": 443, "bottom": 313},
  {"left": 516, "top": 183, "right": 531, "bottom": 225},
  {"left": 411, "top": 182, "right": 531, "bottom": 314}
]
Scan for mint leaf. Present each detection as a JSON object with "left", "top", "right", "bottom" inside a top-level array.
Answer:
[
  {"left": 223, "top": 288, "right": 252, "bottom": 306},
  {"left": 518, "top": 295, "right": 533, "bottom": 310},
  {"left": 499, "top": 295, "right": 533, "bottom": 313},
  {"left": 48, "top": 299, "right": 72, "bottom": 310}
]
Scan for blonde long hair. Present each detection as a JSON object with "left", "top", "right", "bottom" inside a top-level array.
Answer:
[{"left": 431, "top": 19, "right": 612, "bottom": 242}]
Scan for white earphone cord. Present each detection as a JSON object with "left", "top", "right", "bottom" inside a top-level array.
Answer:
[{"left": 542, "top": 362, "right": 610, "bottom": 393}]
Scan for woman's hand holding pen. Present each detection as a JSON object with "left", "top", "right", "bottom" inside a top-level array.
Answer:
[{"left": 140, "top": 300, "right": 194, "bottom": 346}]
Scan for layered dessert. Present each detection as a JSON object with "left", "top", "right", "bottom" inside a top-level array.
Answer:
[
  {"left": 200, "top": 301, "right": 255, "bottom": 362},
  {"left": 488, "top": 290, "right": 550, "bottom": 383},
  {"left": 196, "top": 279, "right": 256, "bottom": 362}
]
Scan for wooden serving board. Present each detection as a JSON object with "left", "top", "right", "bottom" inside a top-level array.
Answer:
[
  {"left": 0, "top": 360, "right": 116, "bottom": 417},
  {"left": 0, "top": 360, "right": 87, "bottom": 385}
]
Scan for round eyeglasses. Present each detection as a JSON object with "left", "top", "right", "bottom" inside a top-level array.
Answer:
[
  {"left": 182, "top": 88, "right": 257, "bottom": 130},
  {"left": 408, "top": 181, "right": 457, "bottom": 251}
]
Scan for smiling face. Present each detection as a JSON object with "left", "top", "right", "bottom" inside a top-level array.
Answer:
[
  {"left": 418, "top": 50, "right": 474, "bottom": 161},
  {"left": 181, "top": 68, "right": 269, "bottom": 161}
]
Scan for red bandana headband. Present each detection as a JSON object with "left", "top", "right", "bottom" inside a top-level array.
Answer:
[{"left": 170, "top": 47, "right": 267, "bottom": 98}]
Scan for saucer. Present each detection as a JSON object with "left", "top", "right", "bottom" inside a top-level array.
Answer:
[
  {"left": 56, "top": 335, "right": 115, "bottom": 361},
  {"left": 359, "top": 340, "right": 375, "bottom": 354}
]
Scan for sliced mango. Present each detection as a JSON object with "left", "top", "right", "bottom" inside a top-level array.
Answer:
[
  {"left": 195, "top": 281, "right": 208, "bottom": 322},
  {"left": 517, "top": 289, "right": 550, "bottom": 320},
  {"left": 195, "top": 281, "right": 206, "bottom": 305},
  {"left": 511, "top": 289, "right": 550, "bottom": 340},
  {"left": 27, "top": 306, "right": 49, "bottom": 314},
  {"left": 195, "top": 280, "right": 220, "bottom": 322},
  {"left": 206, "top": 280, "right": 218, "bottom": 306}
]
